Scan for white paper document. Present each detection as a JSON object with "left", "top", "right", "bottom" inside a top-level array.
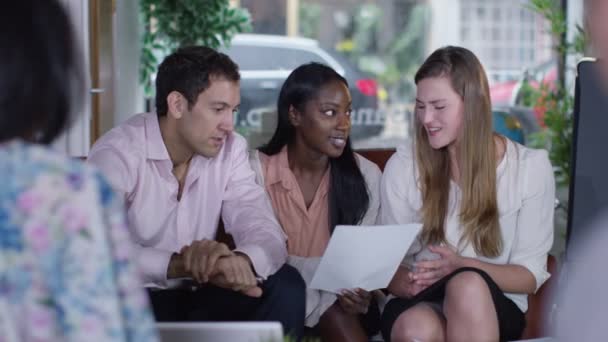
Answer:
[{"left": 308, "top": 224, "right": 422, "bottom": 293}]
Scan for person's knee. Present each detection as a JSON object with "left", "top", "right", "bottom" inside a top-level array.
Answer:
[
  {"left": 264, "top": 264, "right": 306, "bottom": 306},
  {"left": 320, "top": 302, "right": 351, "bottom": 324},
  {"left": 445, "top": 271, "right": 490, "bottom": 307},
  {"left": 319, "top": 303, "right": 368, "bottom": 342},
  {"left": 257, "top": 265, "right": 306, "bottom": 339},
  {"left": 270, "top": 264, "right": 305, "bottom": 292},
  {"left": 444, "top": 271, "right": 500, "bottom": 340},
  {"left": 390, "top": 304, "right": 444, "bottom": 342}
]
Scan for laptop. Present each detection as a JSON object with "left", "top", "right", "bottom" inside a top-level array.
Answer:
[
  {"left": 566, "top": 58, "right": 608, "bottom": 256},
  {"left": 156, "top": 322, "right": 284, "bottom": 342}
]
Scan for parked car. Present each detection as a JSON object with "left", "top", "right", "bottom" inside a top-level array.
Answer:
[
  {"left": 490, "top": 60, "right": 557, "bottom": 130},
  {"left": 221, "top": 34, "right": 382, "bottom": 146},
  {"left": 490, "top": 61, "right": 557, "bottom": 106}
]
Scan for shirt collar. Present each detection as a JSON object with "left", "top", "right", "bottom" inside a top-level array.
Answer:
[
  {"left": 265, "top": 146, "right": 291, "bottom": 189},
  {"left": 144, "top": 112, "right": 171, "bottom": 161},
  {"left": 264, "top": 146, "right": 330, "bottom": 198}
]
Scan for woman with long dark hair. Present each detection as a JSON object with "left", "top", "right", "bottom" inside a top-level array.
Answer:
[{"left": 250, "top": 62, "right": 382, "bottom": 341}]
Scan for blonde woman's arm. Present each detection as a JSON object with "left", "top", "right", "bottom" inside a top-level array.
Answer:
[
  {"left": 379, "top": 148, "right": 426, "bottom": 297},
  {"left": 414, "top": 151, "right": 555, "bottom": 294}
]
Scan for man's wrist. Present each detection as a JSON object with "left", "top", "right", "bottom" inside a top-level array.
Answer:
[
  {"left": 234, "top": 251, "right": 252, "bottom": 266},
  {"left": 233, "top": 251, "right": 261, "bottom": 278},
  {"left": 167, "top": 252, "right": 188, "bottom": 279}
]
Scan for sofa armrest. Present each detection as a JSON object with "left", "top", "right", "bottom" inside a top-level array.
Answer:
[{"left": 521, "top": 255, "right": 559, "bottom": 339}]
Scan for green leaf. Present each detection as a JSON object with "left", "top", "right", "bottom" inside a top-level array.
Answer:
[
  {"left": 524, "top": 0, "right": 585, "bottom": 193},
  {"left": 139, "top": 0, "right": 251, "bottom": 90}
]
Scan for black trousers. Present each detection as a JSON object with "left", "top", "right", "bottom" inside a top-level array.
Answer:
[{"left": 148, "top": 264, "right": 306, "bottom": 340}]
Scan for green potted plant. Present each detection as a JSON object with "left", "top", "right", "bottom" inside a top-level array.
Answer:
[
  {"left": 522, "top": 0, "right": 588, "bottom": 250},
  {"left": 525, "top": 0, "right": 588, "bottom": 189},
  {"left": 139, "top": 0, "right": 252, "bottom": 96}
]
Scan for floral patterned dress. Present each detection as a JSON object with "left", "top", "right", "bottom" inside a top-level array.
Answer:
[{"left": 0, "top": 141, "right": 158, "bottom": 342}]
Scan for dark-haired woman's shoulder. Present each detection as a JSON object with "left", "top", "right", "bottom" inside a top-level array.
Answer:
[
  {"left": 354, "top": 152, "right": 382, "bottom": 193},
  {"left": 255, "top": 148, "right": 270, "bottom": 163},
  {"left": 354, "top": 153, "right": 381, "bottom": 178},
  {"left": 353, "top": 153, "right": 382, "bottom": 225}
]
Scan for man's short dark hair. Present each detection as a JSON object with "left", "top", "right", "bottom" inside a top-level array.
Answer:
[
  {"left": 0, "top": 0, "right": 83, "bottom": 144},
  {"left": 155, "top": 46, "right": 240, "bottom": 116}
]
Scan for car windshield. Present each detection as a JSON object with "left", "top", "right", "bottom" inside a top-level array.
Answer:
[{"left": 224, "top": 44, "right": 327, "bottom": 71}]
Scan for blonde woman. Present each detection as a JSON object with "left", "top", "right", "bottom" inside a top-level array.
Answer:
[{"left": 379, "top": 46, "right": 555, "bottom": 342}]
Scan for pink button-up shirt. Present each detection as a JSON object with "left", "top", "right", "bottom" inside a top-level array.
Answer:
[
  {"left": 88, "top": 113, "right": 287, "bottom": 287},
  {"left": 259, "top": 148, "right": 332, "bottom": 257}
]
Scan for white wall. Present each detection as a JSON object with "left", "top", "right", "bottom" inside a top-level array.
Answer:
[
  {"left": 427, "top": 0, "right": 462, "bottom": 53},
  {"left": 567, "top": 0, "right": 585, "bottom": 86},
  {"left": 52, "top": 0, "right": 144, "bottom": 157},
  {"left": 113, "top": 0, "right": 145, "bottom": 125},
  {"left": 54, "top": 0, "right": 91, "bottom": 157}
]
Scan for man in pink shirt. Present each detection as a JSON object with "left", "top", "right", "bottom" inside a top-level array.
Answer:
[{"left": 88, "top": 46, "right": 305, "bottom": 338}]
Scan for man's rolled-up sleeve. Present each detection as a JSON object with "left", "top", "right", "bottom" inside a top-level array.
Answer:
[{"left": 221, "top": 138, "right": 287, "bottom": 279}]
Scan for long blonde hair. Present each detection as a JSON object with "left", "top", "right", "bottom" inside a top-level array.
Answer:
[{"left": 414, "top": 46, "right": 502, "bottom": 257}]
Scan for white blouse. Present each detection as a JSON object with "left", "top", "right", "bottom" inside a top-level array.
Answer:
[{"left": 379, "top": 139, "right": 555, "bottom": 312}]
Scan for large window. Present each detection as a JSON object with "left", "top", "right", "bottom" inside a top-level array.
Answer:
[
  {"left": 227, "top": 45, "right": 328, "bottom": 71},
  {"left": 228, "top": 0, "right": 556, "bottom": 149}
]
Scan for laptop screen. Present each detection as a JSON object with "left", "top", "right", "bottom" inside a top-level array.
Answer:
[
  {"left": 157, "top": 322, "right": 283, "bottom": 342},
  {"left": 566, "top": 59, "right": 608, "bottom": 256}
]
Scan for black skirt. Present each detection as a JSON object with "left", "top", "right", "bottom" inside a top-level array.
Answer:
[{"left": 381, "top": 267, "right": 526, "bottom": 342}]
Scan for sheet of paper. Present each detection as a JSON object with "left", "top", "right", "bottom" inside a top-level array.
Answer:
[{"left": 308, "top": 224, "right": 422, "bottom": 293}]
